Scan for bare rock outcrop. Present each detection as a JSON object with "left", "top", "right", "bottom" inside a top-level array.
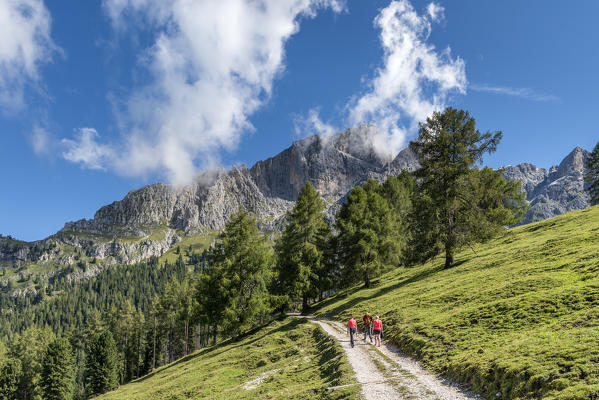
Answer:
[{"left": 502, "top": 147, "right": 590, "bottom": 224}]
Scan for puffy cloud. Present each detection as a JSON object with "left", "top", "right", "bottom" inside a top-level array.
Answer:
[
  {"left": 62, "top": 128, "right": 113, "bottom": 170},
  {"left": 63, "top": 0, "right": 345, "bottom": 185},
  {"left": 0, "top": 0, "right": 57, "bottom": 112},
  {"left": 347, "top": 0, "right": 466, "bottom": 159}
]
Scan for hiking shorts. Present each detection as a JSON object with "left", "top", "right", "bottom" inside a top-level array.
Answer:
[{"left": 373, "top": 329, "right": 381, "bottom": 335}]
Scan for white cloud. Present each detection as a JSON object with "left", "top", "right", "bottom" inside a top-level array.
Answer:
[
  {"left": 62, "top": 128, "right": 113, "bottom": 170},
  {"left": 426, "top": 2, "right": 444, "bottom": 22},
  {"left": 31, "top": 124, "right": 50, "bottom": 155},
  {"left": 293, "top": 108, "right": 337, "bottom": 138},
  {"left": 0, "top": 0, "right": 57, "bottom": 112},
  {"left": 469, "top": 83, "right": 559, "bottom": 102},
  {"left": 64, "top": 0, "right": 345, "bottom": 185},
  {"left": 346, "top": 0, "right": 466, "bottom": 159}
]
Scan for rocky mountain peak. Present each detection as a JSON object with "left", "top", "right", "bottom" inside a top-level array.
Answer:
[
  {"left": 329, "top": 124, "right": 393, "bottom": 167},
  {"left": 502, "top": 146, "right": 591, "bottom": 225},
  {"left": 554, "top": 146, "right": 589, "bottom": 180}
]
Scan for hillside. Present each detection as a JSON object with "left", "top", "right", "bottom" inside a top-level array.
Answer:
[
  {"left": 96, "top": 317, "right": 358, "bottom": 400},
  {"left": 313, "top": 206, "right": 599, "bottom": 399}
]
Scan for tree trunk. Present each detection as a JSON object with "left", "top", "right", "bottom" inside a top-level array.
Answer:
[
  {"left": 195, "top": 323, "right": 201, "bottom": 351},
  {"left": 123, "top": 332, "right": 128, "bottom": 383},
  {"left": 364, "top": 271, "right": 371, "bottom": 288},
  {"left": 152, "top": 315, "right": 156, "bottom": 371},
  {"left": 137, "top": 329, "right": 141, "bottom": 378},
  {"left": 183, "top": 320, "right": 189, "bottom": 356},
  {"left": 302, "top": 293, "right": 309, "bottom": 314},
  {"left": 212, "top": 324, "right": 217, "bottom": 346},
  {"left": 444, "top": 246, "right": 454, "bottom": 269}
]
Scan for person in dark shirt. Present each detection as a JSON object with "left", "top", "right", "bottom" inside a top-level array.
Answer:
[{"left": 362, "top": 312, "right": 373, "bottom": 342}]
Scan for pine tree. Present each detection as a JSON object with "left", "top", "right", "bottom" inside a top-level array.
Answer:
[
  {"left": 381, "top": 173, "right": 414, "bottom": 263},
  {"left": 276, "top": 182, "right": 331, "bottom": 311},
  {"left": 8, "top": 326, "right": 55, "bottom": 400},
  {"left": 0, "top": 358, "right": 21, "bottom": 400},
  {"left": 197, "top": 209, "right": 273, "bottom": 340},
  {"left": 40, "top": 338, "right": 75, "bottom": 400},
  {"left": 85, "top": 330, "right": 119, "bottom": 396},
  {"left": 585, "top": 141, "right": 599, "bottom": 205},
  {"left": 409, "top": 107, "right": 525, "bottom": 268},
  {"left": 335, "top": 180, "right": 399, "bottom": 288}
]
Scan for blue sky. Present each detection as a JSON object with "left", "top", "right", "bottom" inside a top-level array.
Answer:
[{"left": 1, "top": 0, "right": 598, "bottom": 241}]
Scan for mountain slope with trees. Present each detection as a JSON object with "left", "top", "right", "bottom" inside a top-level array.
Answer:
[
  {"left": 0, "top": 126, "right": 591, "bottom": 307},
  {"left": 0, "top": 108, "right": 597, "bottom": 399}
]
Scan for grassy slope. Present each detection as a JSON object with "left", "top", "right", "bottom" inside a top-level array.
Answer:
[
  {"left": 314, "top": 206, "right": 599, "bottom": 400},
  {"left": 97, "top": 317, "right": 358, "bottom": 400},
  {"left": 159, "top": 231, "right": 217, "bottom": 265}
]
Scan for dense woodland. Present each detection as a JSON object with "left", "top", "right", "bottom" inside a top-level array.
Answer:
[{"left": 0, "top": 108, "right": 597, "bottom": 399}]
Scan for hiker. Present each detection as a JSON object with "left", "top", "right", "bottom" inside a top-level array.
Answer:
[
  {"left": 347, "top": 316, "right": 357, "bottom": 348},
  {"left": 373, "top": 316, "right": 383, "bottom": 347},
  {"left": 362, "top": 312, "right": 373, "bottom": 342}
]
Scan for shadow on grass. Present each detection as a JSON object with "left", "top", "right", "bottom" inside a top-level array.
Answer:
[
  {"left": 312, "top": 326, "right": 345, "bottom": 386},
  {"left": 133, "top": 316, "right": 305, "bottom": 384},
  {"left": 313, "top": 263, "right": 458, "bottom": 318}
]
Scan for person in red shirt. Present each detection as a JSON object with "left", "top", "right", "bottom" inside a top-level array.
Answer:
[
  {"left": 373, "top": 316, "right": 383, "bottom": 347},
  {"left": 347, "top": 316, "right": 357, "bottom": 348}
]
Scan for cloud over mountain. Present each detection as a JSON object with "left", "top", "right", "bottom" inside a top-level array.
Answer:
[
  {"left": 62, "top": 0, "right": 346, "bottom": 185},
  {"left": 298, "top": 0, "right": 467, "bottom": 160}
]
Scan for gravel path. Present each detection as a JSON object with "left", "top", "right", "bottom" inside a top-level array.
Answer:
[
  {"left": 311, "top": 318, "right": 400, "bottom": 399},
  {"left": 308, "top": 317, "right": 482, "bottom": 400}
]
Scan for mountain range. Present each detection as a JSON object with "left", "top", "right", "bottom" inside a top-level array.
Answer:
[{"left": 0, "top": 125, "right": 590, "bottom": 279}]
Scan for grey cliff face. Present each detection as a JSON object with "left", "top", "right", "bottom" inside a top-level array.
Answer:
[
  {"left": 66, "top": 125, "right": 418, "bottom": 244},
  {"left": 0, "top": 125, "right": 417, "bottom": 271},
  {"left": 1, "top": 126, "right": 592, "bottom": 273},
  {"left": 502, "top": 147, "right": 590, "bottom": 224},
  {"left": 250, "top": 125, "right": 395, "bottom": 201},
  {"left": 502, "top": 163, "right": 548, "bottom": 197}
]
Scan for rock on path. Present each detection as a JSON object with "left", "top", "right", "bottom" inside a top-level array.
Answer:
[{"left": 308, "top": 317, "right": 482, "bottom": 400}]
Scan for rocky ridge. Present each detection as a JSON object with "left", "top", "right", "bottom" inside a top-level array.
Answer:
[
  {"left": 0, "top": 127, "right": 591, "bottom": 271},
  {"left": 502, "top": 146, "right": 590, "bottom": 224}
]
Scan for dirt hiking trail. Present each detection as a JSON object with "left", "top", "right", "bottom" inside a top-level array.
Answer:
[{"left": 307, "top": 317, "right": 482, "bottom": 400}]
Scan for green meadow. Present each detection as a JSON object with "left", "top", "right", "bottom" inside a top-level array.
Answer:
[
  {"left": 314, "top": 206, "right": 599, "bottom": 399},
  {"left": 96, "top": 317, "right": 358, "bottom": 400}
]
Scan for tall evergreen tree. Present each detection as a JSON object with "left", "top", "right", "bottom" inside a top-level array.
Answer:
[
  {"left": 195, "top": 263, "right": 228, "bottom": 345},
  {"left": 381, "top": 173, "right": 414, "bottom": 263},
  {"left": 85, "top": 330, "right": 119, "bottom": 396},
  {"left": 409, "top": 107, "right": 525, "bottom": 268},
  {"left": 8, "top": 326, "right": 55, "bottom": 400},
  {"left": 40, "top": 338, "right": 75, "bottom": 400},
  {"left": 0, "top": 358, "right": 21, "bottom": 400},
  {"left": 585, "top": 141, "right": 599, "bottom": 205},
  {"left": 276, "top": 182, "right": 331, "bottom": 311},
  {"left": 335, "top": 180, "right": 399, "bottom": 288},
  {"left": 197, "top": 209, "right": 273, "bottom": 340}
]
